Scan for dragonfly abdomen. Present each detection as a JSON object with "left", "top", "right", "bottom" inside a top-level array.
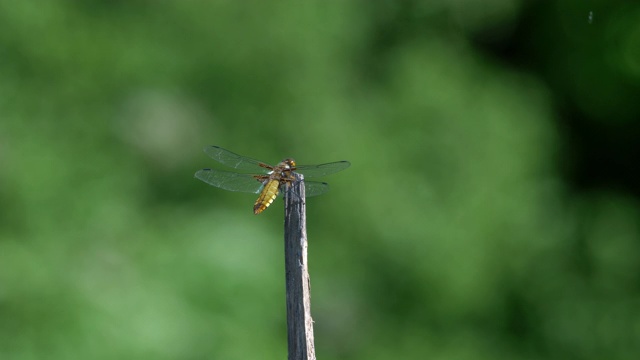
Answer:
[{"left": 253, "top": 179, "right": 280, "bottom": 214}]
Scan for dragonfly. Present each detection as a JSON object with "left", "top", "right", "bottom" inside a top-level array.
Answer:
[{"left": 195, "top": 146, "right": 350, "bottom": 214}]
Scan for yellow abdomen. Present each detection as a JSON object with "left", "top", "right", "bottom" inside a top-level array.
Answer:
[{"left": 253, "top": 179, "right": 280, "bottom": 214}]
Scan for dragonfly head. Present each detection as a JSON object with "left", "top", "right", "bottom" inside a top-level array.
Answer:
[{"left": 282, "top": 158, "right": 296, "bottom": 169}]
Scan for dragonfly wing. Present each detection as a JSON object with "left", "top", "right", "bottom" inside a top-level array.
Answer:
[
  {"left": 303, "top": 181, "right": 330, "bottom": 197},
  {"left": 203, "top": 146, "right": 270, "bottom": 172},
  {"left": 295, "top": 161, "right": 351, "bottom": 178},
  {"left": 195, "top": 169, "right": 265, "bottom": 193},
  {"left": 278, "top": 180, "right": 328, "bottom": 198}
]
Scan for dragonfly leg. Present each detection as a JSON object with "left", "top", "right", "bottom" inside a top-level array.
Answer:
[
  {"left": 281, "top": 177, "right": 306, "bottom": 202},
  {"left": 253, "top": 175, "right": 270, "bottom": 183}
]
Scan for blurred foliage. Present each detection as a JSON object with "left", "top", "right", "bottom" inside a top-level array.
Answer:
[{"left": 1, "top": 0, "right": 639, "bottom": 359}]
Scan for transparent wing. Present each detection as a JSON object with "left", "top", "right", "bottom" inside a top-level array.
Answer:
[
  {"left": 203, "top": 146, "right": 271, "bottom": 172},
  {"left": 295, "top": 161, "right": 351, "bottom": 178},
  {"left": 195, "top": 168, "right": 265, "bottom": 193},
  {"left": 278, "top": 180, "right": 329, "bottom": 198},
  {"left": 303, "top": 181, "right": 330, "bottom": 197}
]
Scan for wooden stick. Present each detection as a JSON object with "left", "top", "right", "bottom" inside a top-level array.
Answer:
[{"left": 283, "top": 174, "right": 316, "bottom": 360}]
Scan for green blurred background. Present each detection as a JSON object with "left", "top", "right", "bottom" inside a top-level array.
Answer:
[{"left": 1, "top": 1, "right": 639, "bottom": 359}]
